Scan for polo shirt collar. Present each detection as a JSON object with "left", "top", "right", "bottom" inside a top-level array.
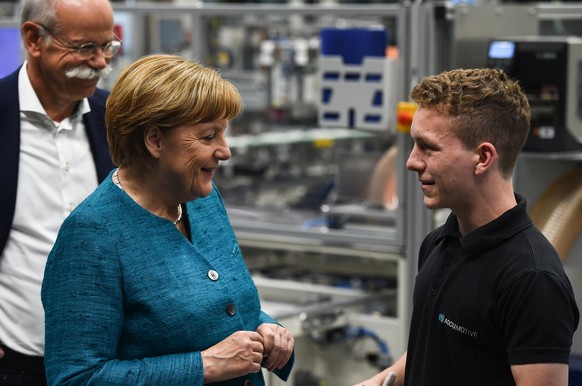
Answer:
[{"left": 436, "top": 194, "right": 532, "bottom": 256}]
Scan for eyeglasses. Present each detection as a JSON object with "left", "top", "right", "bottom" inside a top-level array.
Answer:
[{"left": 35, "top": 22, "right": 122, "bottom": 60}]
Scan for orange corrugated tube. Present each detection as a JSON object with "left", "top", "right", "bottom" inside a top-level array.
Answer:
[{"left": 529, "top": 166, "right": 582, "bottom": 262}]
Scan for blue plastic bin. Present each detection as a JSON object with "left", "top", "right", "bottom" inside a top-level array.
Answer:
[{"left": 320, "top": 27, "right": 387, "bottom": 65}]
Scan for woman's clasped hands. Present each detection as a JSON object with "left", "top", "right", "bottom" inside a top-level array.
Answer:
[
  {"left": 256, "top": 322, "right": 294, "bottom": 372},
  {"left": 202, "top": 323, "right": 294, "bottom": 383}
]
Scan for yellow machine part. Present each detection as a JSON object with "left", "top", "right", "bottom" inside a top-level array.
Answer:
[
  {"left": 396, "top": 101, "right": 417, "bottom": 133},
  {"left": 529, "top": 166, "right": 582, "bottom": 262}
]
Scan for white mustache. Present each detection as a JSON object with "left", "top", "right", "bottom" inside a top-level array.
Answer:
[{"left": 65, "top": 65, "right": 112, "bottom": 80}]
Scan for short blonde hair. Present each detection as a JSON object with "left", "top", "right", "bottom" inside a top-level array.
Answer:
[
  {"left": 410, "top": 68, "right": 530, "bottom": 178},
  {"left": 106, "top": 54, "right": 243, "bottom": 167}
]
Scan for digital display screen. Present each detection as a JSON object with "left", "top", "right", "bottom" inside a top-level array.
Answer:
[
  {"left": 488, "top": 41, "right": 516, "bottom": 59},
  {"left": 0, "top": 26, "right": 22, "bottom": 78}
]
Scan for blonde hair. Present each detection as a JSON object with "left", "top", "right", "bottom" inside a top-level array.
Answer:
[
  {"left": 106, "top": 54, "right": 243, "bottom": 167},
  {"left": 410, "top": 68, "right": 530, "bottom": 178}
]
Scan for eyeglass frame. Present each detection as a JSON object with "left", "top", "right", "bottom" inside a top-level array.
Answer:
[{"left": 34, "top": 22, "right": 122, "bottom": 60}]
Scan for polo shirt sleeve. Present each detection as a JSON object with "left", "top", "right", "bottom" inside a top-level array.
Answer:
[{"left": 497, "top": 269, "right": 579, "bottom": 365}]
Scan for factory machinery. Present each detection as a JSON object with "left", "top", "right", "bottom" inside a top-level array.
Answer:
[{"left": 3, "top": 1, "right": 582, "bottom": 383}]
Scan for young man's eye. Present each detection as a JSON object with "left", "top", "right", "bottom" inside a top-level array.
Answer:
[{"left": 419, "top": 142, "right": 437, "bottom": 151}]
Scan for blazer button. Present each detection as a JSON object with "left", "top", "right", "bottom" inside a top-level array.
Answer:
[
  {"left": 226, "top": 303, "right": 236, "bottom": 316},
  {"left": 244, "top": 380, "right": 253, "bottom": 386},
  {"left": 208, "top": 270, "right": 219, "bottom": 281}
]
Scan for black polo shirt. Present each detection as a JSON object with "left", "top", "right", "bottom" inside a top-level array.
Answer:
[{"left": 405, "top": 195, "right": 579, "bottom": 386}]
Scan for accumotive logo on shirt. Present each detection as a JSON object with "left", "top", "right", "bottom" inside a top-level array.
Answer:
[{"left": 438, "top": 313, "right": 479, "bottom": 338}]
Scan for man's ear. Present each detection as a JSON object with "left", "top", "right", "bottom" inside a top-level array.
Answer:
[
  {"left": 144, "top": 125, "right": 163, "bottom": 160},
  {"left": 474, "top": 142, "right": 496, "bottom": 175},
  {"left": 21, "top": 22, "right": 44, "bottom": 58}
]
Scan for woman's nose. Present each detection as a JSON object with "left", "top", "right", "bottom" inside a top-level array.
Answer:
[{"left": 215, "top": 141, "right": 231, "bottom": 161}]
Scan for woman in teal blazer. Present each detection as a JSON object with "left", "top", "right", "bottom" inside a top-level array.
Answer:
[{"left": 41, "top": 54, "right": 294, "bottom": 386}]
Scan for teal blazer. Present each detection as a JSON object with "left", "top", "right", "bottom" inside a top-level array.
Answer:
[{"left": 42, "top": 174, "right": 293, "bottom": 385}]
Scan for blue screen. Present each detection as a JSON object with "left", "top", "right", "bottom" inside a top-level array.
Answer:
[
  {"left": 488, "top": 41, "right": 516, "bottom": 59},
  {"left": 0, "top": 27, "right": 22, "bottom": 78}
]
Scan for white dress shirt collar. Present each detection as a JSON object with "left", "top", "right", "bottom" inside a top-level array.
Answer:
[{"left": 18, "top": 61, "right": 91, "bottom": 128}]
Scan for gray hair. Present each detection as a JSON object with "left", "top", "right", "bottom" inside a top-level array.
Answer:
[{"left": 21, "top": 0, "right": 60, "bottom": 33}]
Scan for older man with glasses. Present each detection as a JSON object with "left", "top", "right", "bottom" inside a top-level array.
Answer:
[{"left": 0, "top": 0, "right": 119, "bottom": 384}]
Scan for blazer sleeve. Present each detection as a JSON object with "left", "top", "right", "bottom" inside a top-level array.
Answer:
[
  {"left": 258, "top": 311, "right": 295, "bottom": 381},
  {"left": 41, "top": 211, "right": 204, "bottom": 386},
  {"left": 0, "top": 69, "right": 22, "bottom": 256}
]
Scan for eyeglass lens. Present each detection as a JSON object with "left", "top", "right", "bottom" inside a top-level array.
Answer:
[{"left": 77, "top": 40, "right": 121, "bottom": 59}]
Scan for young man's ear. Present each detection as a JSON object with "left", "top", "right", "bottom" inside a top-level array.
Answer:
[{"left": 474, "top": 142, "right": 496, "bottom": 175}]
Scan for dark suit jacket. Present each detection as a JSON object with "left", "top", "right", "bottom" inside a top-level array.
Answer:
[{"left": 0, "top": 67, "right": 115, "bottom": 255}]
